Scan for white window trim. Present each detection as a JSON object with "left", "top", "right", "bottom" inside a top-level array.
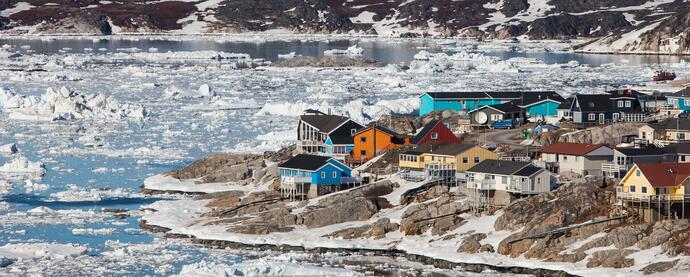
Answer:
[
  {"left": 321, "top": 172, "right": 326, "bottom": 178},
  {"left": 431, "top": 132, "right": 438, "bottom": 139},
  {"left": 588, "top": 113, "right": 595, "bottom": 121},
  {"left": 332, "top": 171, "right": 337, "bottom": 178},
  {"left": 625, "top": 101, "right": 631, "bottom": 108},
  {"left": 617, "top": 100, "right": 623, "bottom": 108},
  {"left": 685, "top": 99, "right": 690, "bottom": 106}
]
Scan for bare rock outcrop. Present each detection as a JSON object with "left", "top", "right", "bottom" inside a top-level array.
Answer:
[
  {"left": 323, "top": 218, "right": 399, "bottom": 239},
  {"left": 640, "top": 260, "right": 679, "bottom": 275},
  {"left": 586, "top": 249, "right": 635, "bottom": 268},
  {"left": 400, "top": 193, "right": 466, "bottom": 236},
  {"left": 400, "top": 184, "right": 449, "bottom": 206},
  {"left": 496, "top": 177, "right": 617, "bottom": 259},
  {"left": 457, "top": 233, "right": 494, "bottom": 254},
  {"left": 559, "top": 123, "right": 643, "bottom": 145},
  {"left": 298, "top": 180, "right": 395, "bottom": 228},
  {"left": 166, "top": 153, "right": 269, "bottom": 183}
]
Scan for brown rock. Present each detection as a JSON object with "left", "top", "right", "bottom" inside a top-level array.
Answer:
[
  {"left": 586, "top": 249, "right": 635, "bottom": 268},
  {"left": 400, "top": 193, "right": 466, "bottom": 236},
  {"left": 457, "top": 233, "right": 487, "bottom": 254},
  {"left": 640, "top": 260, "right": 679, "bottom": 275},
  {"left": 324, "top": 218, "right": 399, "bottom": 239},
  {"left": 299, "top": 181, "right": 395, "bottom": 228}
]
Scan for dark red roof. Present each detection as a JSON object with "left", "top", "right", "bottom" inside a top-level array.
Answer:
[
  {"left": 540, "top": 142, "right": 606, "bottom": 156},
  {"left": 636, "top": 163, "right": 690, "bottom": 188}
]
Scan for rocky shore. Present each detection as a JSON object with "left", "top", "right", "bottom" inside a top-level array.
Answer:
[{"left": 138, "top": 146, "right": 690, "bottom": 276}]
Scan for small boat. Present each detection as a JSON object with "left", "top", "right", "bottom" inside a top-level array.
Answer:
[{"left": 653, "top": 70, "right": 676, "bottom": 81}]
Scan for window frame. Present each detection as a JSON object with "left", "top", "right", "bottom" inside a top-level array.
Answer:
[
  {"left": 625, "top": 101, "right": 631, "bottom": 108},
  {"left": 617, "top": 100, "right": 623, "bottom": 108},
  {"left": 431, "top": 132, "right": 438, "bottom": 140},
  {"left": 588, "top": 113, "right": 595, "bottom": 121},
  {"left": 321, "top": 172, "right": 326, "bottom": 178}
]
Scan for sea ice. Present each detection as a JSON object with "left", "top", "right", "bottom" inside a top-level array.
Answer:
[
  {"left": 0, "top": 156, "right": 47, "bottom": 176},
  {"left": 0, "top": 143, "right": 18, "bottom": 155}
]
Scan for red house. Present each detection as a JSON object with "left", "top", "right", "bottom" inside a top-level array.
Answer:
[{"left": 411, "top": 120, "right": 460, "bottom": 146}]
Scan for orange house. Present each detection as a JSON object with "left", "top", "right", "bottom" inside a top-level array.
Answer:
[{"left": 352, "top": 125, "right": 409, "bottom": 161}]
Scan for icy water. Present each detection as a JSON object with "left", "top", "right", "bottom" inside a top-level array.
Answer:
[
  {"left": 1, "top": 37, "right": 686, "bottom": 65},
  {"left": 0, "top": 36, "right": 687, "bottom": 275}
]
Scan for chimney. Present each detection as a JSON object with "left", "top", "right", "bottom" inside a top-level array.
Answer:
[{"left": 668, "top": 168, "right": 674, "bottom": 174}]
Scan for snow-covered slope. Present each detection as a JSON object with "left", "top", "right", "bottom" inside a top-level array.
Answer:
[{"left": 0, "top": 0, "right": 688, "bottom": 53}]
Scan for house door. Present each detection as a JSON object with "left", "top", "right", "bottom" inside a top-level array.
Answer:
[
  {"left": 599, "top": 114, "right": 605, "bottom": 124},
  {"left": 612, "top": 113, "right": 619, "bottom": 122}
]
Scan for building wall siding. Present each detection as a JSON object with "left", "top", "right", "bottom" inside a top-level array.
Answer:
[{"left": 456, "top": 146, "right": 498, "bottom": 172}]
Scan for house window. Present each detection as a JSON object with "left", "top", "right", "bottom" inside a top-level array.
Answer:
[
  {"left": 629, "top": 185, "right": 636, "bottom": 192},
  {"left": 467, "top": 174, "right": 474, "bottom": 182},
  {"left": 321, "top": 172, "right": 326, "bottom": 178},
  {"left": 351, "top": 129, "right": 357, "bottom": 135},
  {"left": 563, "top": 155, "right": 568, "bottom": 161},
  {"left": 636, "top": 170, "right": 640, "bottom": 176},
  {"left": 333, "top": 171, "right": 337, "bottom": 178},
  {"left": 537, "top": 177, "right": 541, "bottom": 185},
  {"left": 303, "top": 171, "right": 308, "bottom": 177},
  {"left": 641, "top": 187, "right": 647, "bottom": 194},
  {"left": 617, "top": 100, "right": 623, "bottom": 108},
  {"left": 431, "top": 132, "right": 438, "bottom": 140},
  {"left": 686, "top": 99, "right": 690, "bottom": 106},
  {"left": 575, "top": 156, "right": 579, "bottom": 162},
  {"left": 360, "top": 150, "right": 366, "bottom": 156},
  {"left": 474, "top": 157, "right": 480, "bottom": 163},
  {"left": 360, "top": 137, "right": 366, "bottom": 142},
  {"left": 501, "top": 176, "right": 508, "bottom": 184},
  {"left": 491, "top": 114, "right": 503, "bottom": 121},
  {"left": 682, "top": 156, "right": 687, "bottom": 162},
  {"left": 462, "top": 157, "right": 468, "bottom": 163},
  {"left": 588, "top": 114, "right": 595, "bottom": 121},
  {"left": 679, "top": 133, "right": 686, "bottom": 140},
  {"left": 625, "top": 101, "right": 631, "bottom": 107}
]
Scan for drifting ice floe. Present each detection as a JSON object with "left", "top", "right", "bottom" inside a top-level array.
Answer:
[
  {"left": 0, "top": 86, "right": 148, "bottom": 121},
  {"left": 164, "top": 84, "right": 216, "bottom": 99},
  {"left": 255, "top": 97, "right": 418, "bottom": 123},
  {"left": 0, "top": 156, "right": 47, "bottom": 176},
  {"left": 24, "top": 180, "right": 50, "bottom": 192},
  {"left": 0, "top": 143, "right": 17, "bottom": 155},
  {"left": 0, "top": 243, "right": 87, "bottom": 261},
  {"left": 324, "top": 45, "right": 364, "bottom": 56}
]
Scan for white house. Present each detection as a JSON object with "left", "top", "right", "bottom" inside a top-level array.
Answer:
[
  {"left": 539, "top": 142, "right": 613, "bottom": 176},
  {"left": 465, "top": 159, "right": 553, "bottom": 209}
]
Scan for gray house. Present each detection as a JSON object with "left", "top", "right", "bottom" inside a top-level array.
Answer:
[
  {"left": 601, "top": 146, "right": 670, "bottom": 178},
  {"left": 469, "top": 102, "right": 524, "bottom": 126}
]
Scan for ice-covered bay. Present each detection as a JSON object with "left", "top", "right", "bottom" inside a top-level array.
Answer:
[{"left": 0, "top": 36, "right": 684, "bottom": 275}]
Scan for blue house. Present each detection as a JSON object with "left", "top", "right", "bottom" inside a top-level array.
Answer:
[
  {"left": 665, "top": 87, "right": 690, "bottom": 111},
  {"left": 570, "top": 94, "right": 646, "bottom": 125},
  {"left": 419, "top": 91, "right": 563, "bottom": 117},
  {"left": 278, "top": 154, "right": 355, "bottom": 199}
]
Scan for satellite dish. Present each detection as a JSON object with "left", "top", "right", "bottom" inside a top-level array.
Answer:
[{"left": 475, "top": 111, "right": 488, "bottom": 124}]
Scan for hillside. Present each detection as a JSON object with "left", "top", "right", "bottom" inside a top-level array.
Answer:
[{"left": 0, "top": 0, "right": 688, "bottom": 53}]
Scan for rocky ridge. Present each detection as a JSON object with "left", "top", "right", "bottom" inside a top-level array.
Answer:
[{"left": 1, "top": 0, "right": 688, "bottom": 53}]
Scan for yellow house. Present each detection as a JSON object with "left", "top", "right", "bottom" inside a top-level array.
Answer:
[
  {"left": 617, "top": 163, "right": 690, "bottom": 221},
  {"left": 618, "top": 163, "right": 690, "bottom": 200},
  {"left": 399, "top": 143, "right": 498, "bottom": 178}
]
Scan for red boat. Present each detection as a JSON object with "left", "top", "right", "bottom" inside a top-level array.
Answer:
[{"left": 653, "top": 70, "right": 676, "bottom": 81}]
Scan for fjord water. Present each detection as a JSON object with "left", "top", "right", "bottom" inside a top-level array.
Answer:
[
  {"left": 1, "top": 37, "right": 686, "bottom": 65},
  {"left": 0, "top": 37, "right": 683, "bottom": 275}
]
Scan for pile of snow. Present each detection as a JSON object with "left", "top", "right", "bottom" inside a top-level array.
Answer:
[
  {"left": 277, "top": 52, "right": 297, "bottom": 59},
  {"left": 324, "top": 45, "right": 364, "bottom": 56},
  {"left": 0, "top": 86, "right": 148, "bottom": 121},
  {"left": 0, "top": 143, "right": 18, "bottom": 155},
  {"left": 173, "top": 260, "right": 362, "bottom": 277},
  {"left": 0, "top": 243, "right": 87, "bottom": 261},
  {"left": 0, "top": 156, "right": 47, "bottom": 176},
  {"left": 255, "top": 97, "right": 418, "bottom": 123}
]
